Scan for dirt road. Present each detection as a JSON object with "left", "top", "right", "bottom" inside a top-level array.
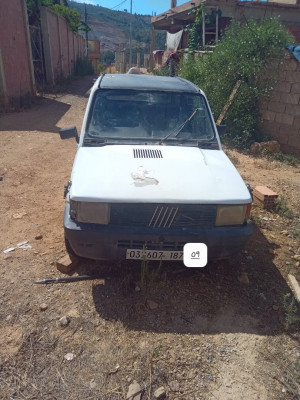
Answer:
[{"left": 0, "top": 76, "right": 299, "bottom": 400}]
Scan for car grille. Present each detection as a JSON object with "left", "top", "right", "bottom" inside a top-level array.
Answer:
[{"left": 110, "top": 204, "right": 217, "bottom": 228}]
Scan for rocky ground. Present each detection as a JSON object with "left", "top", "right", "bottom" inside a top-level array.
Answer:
[{"left": 0, "top": 76, "right": 299, "bottom": 400}]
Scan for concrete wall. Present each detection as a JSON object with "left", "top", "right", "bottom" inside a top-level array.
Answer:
[
  {"left": 0, "top": 0, "right": 35, "bottom": 108},
  {"left": 40, "top": 7, "right": 85, "bottom": 85},
  {"left": 260, "top": 51, "right": 300, "bottom": 156}
]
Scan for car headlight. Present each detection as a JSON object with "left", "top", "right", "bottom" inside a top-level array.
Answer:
[
  {"left": 70, "top": 200, "right": 110, "bottom": 224},
  {"left": 215, "top": 205, "right": 249, "bottom": 226}
]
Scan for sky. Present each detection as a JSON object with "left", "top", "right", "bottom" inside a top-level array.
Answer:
[{"left": 74, "top": 0, "right": 187, "bottom": 16}]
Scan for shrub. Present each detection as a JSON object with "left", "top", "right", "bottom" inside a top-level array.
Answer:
[{"left": 180, "top": 18, "right": 294, "bottom": 148}]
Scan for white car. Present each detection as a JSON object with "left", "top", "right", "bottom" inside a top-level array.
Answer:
[{"left": 60, "top": 74, "right": 253, "bottom": 261}]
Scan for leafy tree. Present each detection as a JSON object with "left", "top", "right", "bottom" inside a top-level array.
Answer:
[
  {"left": 51, "top": 4, "right": 81, "bottom": 31},
  {"left": 180, "top": 18, "right": 294, "bottom": 148},
  {"left": 26, "top": 0, "right": 83, "bottom": 32}
]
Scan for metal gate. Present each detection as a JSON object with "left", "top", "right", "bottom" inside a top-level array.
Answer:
[{"left": 29, "top": 25, "right": 46, "bottom": 90}]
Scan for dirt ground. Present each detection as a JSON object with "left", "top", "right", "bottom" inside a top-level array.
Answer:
[{"left": 0, "top": 76, "right": 299, "bottom": 400}]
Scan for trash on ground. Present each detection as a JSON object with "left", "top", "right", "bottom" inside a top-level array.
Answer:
[
  {"left": 17, "top": 241, "right": 32, "bottom": 250},
  {"left": 12, "top": 212, "right": 27, "bottom": 219},
  {"left": 64, "top": 352, "right": 75, "bottom": 361},
  {"left": 3, "top": 247, "right": 15, "bottom": 254},
  {"left": 34, "top": 275, "right": 105, "bottom": 284}
]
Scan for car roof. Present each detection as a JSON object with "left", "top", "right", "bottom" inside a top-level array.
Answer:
[{"left": 96, "top": 73, "right": 202, "bottom": 94}]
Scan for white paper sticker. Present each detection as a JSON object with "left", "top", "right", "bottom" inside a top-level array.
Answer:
[{"left": 183, "top": 243, "right": 208, "bottom": 268}]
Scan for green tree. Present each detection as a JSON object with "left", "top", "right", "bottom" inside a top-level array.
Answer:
[
  {"left": 180, "top": 18, "right": 294, "bottom": 147},
  {"left": 26, "top": 0, "right": 83, "bottom": 32}
]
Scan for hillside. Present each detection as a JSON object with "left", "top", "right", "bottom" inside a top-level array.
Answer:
[{"left": 69, "top": 1, "right": 166, "bottom": 64}]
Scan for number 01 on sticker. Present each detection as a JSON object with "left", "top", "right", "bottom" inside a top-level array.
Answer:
[{"left": 183, "top": 243, "right": 208, "bottom": 268}]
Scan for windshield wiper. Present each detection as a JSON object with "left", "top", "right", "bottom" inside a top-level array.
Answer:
[{"left": 158, "top": 108, "right": 199, "bottom": 145}]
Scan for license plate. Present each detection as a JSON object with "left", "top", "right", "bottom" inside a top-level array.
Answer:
[{"left": 126, "top": 249, "right": 183, "bottom": 261}]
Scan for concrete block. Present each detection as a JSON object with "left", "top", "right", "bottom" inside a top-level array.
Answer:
[
  {"left": 293, "top": 117, "right": 300, "bottom": 129},
  {"left": 276, "top": 131, "right": 289, "bottom": 145},
  {"left": 275, "top": 82, "right": 292, "bottom": 93},
  {"left": 280, "top": 143, "right": 300, "bottom": 157},
  {"left": 285, "top": 104, "right": 300, "bottom": 117},
  {"left": 268, "top": 101, "right": 285, "bottom": 113},
  {"left": 285, "top": 71, "right": 300, "bottom": 83},
  {"left": 262, "top": 110, "right": 275, "bottom": 122},
  {"left": 291, "top": 83, "right": 300, "bottom": 94},
  {"left": 260, "top": 120, "right": 280, "bottom": 137},
  {"left": 288, "top": 136, "right": 300, "bottom": 148},
  {"left": 275, "top": 113, "right": 294, "bottom": 125},
  {"left": 269, "top": 91, "right": 281, "bottom": 102},
  {"left": 283, "top": 59, "right": 298, "bottom": 71},
  {"left": 56, "top": 254, "right": 79, "bottom": 274},
  {"left": 253, "top": 186, "right": 278, "bottom": 209},
  {"left": 280, "top": 93, "right": 300, "bottom": 105},
  {"left": 280, "top": 124, "right": 299, "bottom": 137}
]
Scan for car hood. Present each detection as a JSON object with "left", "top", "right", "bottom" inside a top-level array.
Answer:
[{"left": 70, "top": 145, "right": 251, "bottom": 204}]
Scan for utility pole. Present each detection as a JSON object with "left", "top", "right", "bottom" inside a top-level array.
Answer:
[
  {"left": 85, "top": 4, "right": 88, "bottom": 57},
  {"left": 129, "top": 0, "right": 132, "bottom": 68}
]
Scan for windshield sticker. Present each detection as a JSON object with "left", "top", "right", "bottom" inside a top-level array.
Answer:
[{"left": 131, "top": 166, "right": 159, "bottom": 187}]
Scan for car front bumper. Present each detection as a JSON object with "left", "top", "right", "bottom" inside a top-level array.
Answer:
[{"left": 64, "top": 203, "right": 253, "bottom": 261}]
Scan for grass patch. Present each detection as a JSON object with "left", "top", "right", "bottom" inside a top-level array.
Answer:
[
  {"left": 272, "top": 196, "right": 294, "bottom": 219},
  {"left": 264, "top": 151, "right": 300, "bottom": 167},
  {"left": 283, "top": 293, "right": 300, "bottom": 330}
]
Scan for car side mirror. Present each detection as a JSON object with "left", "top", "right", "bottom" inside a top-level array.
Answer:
[
  {"left": 216, "top": 124, "right": 226, "bottom": 135},
  {"left": 59, "top": 126, "right": 79, "bottom": 143}
]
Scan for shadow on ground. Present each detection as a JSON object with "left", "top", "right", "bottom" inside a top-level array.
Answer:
[
  {"left": 0, "top": 76, "right": 94, "bottom": 133},
  {"left": 74, "top": 226, "right": 296, "bottom": 336}
]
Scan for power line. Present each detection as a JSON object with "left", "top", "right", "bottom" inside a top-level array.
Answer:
[{"left": 111, "top": 0, "right": 127, "bottom": 10}]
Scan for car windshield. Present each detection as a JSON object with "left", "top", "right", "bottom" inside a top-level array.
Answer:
[{"left": 85, "top": 89, "right": 216, "bottom": 142}]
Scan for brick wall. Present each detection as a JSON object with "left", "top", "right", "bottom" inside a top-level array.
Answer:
[
  {"left": 0, "top": 0, "right": 35, "bottom": 108},
  {"left": 260, "top": 51, "right": 300, "bottom": 156},
  {"left": 40, "top": 7, "right": 86, "bottom": 85}
]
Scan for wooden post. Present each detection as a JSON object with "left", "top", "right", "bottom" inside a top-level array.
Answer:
[
  {"left": 150, "top": 28, "right": 156, "bottom": 71},
  {"left": 216, "top": 9, "right": 219, "bottom": 43},
  {"left": 40, "top": 6, "right": 54, "bottom": 85},
  {"left": 216, "top": 80, "right": 242, "bottom": 125},
  {"left": 21, "top": 0, "right": 36, "bottom": 94},
  {"left": 0, "top": 49, "right": 8, "bottom": 106},
  {"left": 202, "top": 7, "right": 205, "bottom": 48}
]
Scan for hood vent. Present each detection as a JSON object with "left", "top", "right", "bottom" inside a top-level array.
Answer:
[{"left": 133, "top": 149, "right": 163, "bottom": 159}]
